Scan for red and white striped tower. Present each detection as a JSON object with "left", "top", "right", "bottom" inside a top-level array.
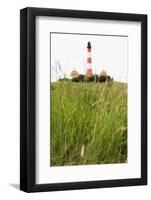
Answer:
[{"left": 86, "top": 42, "right": 93, "bottom": 77}]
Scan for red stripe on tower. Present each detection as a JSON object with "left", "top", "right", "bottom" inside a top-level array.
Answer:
[
  {"left": 88, "top": 48, "right": 91, "bottom": 52},
  {"left": 87, "top": 57, "right": 92, "bottom": 63},
  {"left": 86, "top": 42, "right": 93, "bottom": 77}
]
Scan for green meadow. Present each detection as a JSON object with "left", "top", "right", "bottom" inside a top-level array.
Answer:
[{"left": 50, "top": 81, "right": 127, "bottom": 166}]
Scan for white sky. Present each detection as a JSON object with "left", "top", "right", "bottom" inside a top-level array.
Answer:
[{"left": 51, "top": 33, "right": 128, "bottom": 83}]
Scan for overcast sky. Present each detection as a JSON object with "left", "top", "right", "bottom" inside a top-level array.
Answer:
[{"left": 50, "top": 33, "right": 128, "bottom": 83}]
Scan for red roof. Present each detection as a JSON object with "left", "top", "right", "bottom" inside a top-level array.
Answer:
[{"left": 70, "top": 70, "right": 79, "bottom": 77}]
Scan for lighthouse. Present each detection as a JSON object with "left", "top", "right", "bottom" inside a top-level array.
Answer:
[{"left": 86, "top": 42, "right": 93, "bottom": 77}]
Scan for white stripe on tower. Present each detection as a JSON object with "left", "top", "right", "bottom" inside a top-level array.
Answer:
[
  {"left": 87, "top": 52, "right": 91, "bottom": 58},
  {"left": 87, "top": 63, "right": 92, "bottom": 68}
]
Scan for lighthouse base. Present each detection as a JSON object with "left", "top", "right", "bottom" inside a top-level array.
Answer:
[{"left": 86, "top": 68, "right": 93, "bottom": 77}]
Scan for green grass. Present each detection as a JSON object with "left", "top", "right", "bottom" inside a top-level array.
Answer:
[{"left": 50, "top": 81, "right": 127, "bottom": 166}]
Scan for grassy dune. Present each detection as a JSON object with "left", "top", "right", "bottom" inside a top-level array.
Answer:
[{"left": 50, "top": 81, "right": 127, "bottom": 166}]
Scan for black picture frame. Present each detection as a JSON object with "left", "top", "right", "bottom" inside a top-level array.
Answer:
[{"left": 20, "top": 7, "right": 147, "bottom": 192}]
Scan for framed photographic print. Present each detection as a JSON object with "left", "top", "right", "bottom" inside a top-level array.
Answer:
[{"left": 20, "top": 7, "right": 147, "bottom": 192}]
